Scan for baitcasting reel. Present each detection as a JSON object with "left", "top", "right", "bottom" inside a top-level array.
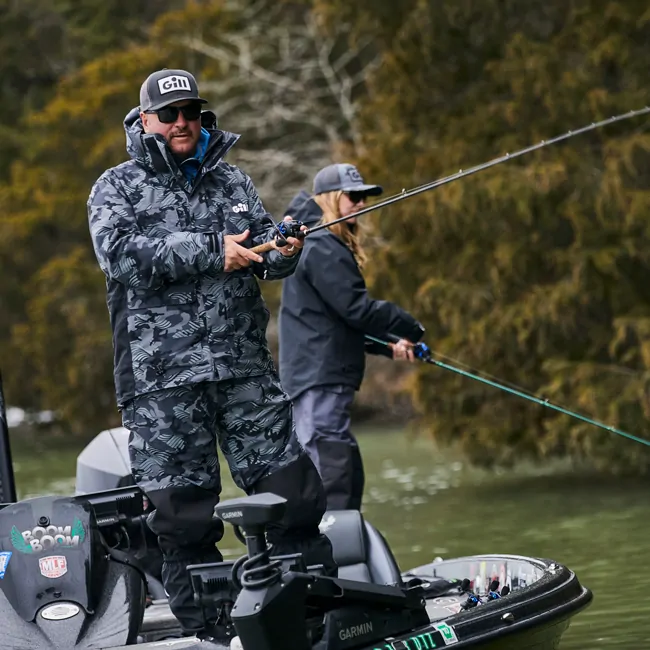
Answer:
[{"left": 273, "top": 219, "right": 306, "bottom": 248}]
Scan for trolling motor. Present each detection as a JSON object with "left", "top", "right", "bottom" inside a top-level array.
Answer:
[{"left": 189, "top": 493, "right": 431, "bottom": 650}]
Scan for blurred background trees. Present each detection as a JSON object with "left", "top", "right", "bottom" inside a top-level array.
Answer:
[{"left": 2, "top": 0, "right": 650, "bottom": 473}]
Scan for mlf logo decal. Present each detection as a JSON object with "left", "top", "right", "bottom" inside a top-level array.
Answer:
[
  {"left": 11, "top": 519, "right": 85, "bottom": 554},
  {"left": 157, "top": 75, "right": 192, "bottom": 95},
  {"left": 39, "top": 555, "right": 68, "bottom": 579}
]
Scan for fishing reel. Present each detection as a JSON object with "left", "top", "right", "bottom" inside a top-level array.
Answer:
[
  {"left": 273, "top": 219, "right": 306, "bottom": 248},
  {"left": 413, "top": 342, "right": 433, "bottom": 361},
  {"left": 459, "top": 578, "right": 511, "bottom": 610}
]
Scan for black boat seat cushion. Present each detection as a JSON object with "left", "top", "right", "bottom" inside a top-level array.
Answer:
[{"left": 320, "top": 510, "right": 403, "bottom": 586}]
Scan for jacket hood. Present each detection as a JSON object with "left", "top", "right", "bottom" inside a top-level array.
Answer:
[{"left": 284, "top": 189, "right": 323, "bottom": 227}]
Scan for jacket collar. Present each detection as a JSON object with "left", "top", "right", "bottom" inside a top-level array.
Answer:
[{"left": 122, "top": 106, "right": 240, "bottom": 186}]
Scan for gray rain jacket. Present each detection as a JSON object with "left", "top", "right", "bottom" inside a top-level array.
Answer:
[{"left": 88, "top": 108, "right": 299, "bottom": 407}]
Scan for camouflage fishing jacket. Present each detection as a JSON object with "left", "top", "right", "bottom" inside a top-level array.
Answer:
[{"left": 88, "top": 107, "right": 299, "bottom": 407}]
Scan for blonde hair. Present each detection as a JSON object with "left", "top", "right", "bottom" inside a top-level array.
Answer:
[{"left": 313, "top": 191, "right": 367, "bottom": 269}]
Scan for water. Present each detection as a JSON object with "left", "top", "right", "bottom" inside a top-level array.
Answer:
[{"left": 10, "top": 427, "right": 650, "bottom": 648}]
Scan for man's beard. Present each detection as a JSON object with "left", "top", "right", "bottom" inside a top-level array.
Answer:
[{"left": 169, "top": 132, "right": 196, "bottom": 160}]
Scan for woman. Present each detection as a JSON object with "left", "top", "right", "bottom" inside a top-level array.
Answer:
[{"left": 278, "top": 163, "right": 425, "bottom": 511}]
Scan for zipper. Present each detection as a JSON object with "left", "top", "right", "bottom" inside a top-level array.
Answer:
[{"left": 190, "top": 131, "right": 241, "bottom": 194}]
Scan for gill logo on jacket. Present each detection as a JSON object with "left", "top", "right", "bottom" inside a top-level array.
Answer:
[
  {"left": 232, "top": 202, "right": 249, "bottom": 213},
  {"left": 11, "top": 519, "right": 86, "bottom": 554}
]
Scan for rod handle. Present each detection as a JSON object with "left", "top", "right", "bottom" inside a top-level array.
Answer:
[{"left": 250, "top": 241, "right": 276, "bottom": 254}]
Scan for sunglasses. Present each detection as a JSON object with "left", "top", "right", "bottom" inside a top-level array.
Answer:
[
  {"left": 345, "top": 191, "right": 370, "bottom": 204},
  {"left": 146, "top": 103, "right": 202, "bottom": 124}
]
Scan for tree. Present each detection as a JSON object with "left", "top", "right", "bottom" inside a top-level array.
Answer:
[
  {"left": 0, "top": 0, "right": 381, "bottom": 434},
  {"left": 317, "top": 0, "right": 650, "bottom": 472},
  {"left": 0, "top": 44, "right": 169, "bottom": 429},
  {"left": 0, "top": 0, "right": 182, "bottom": 178},
  {"left": 0, "top": 0, "right": 183, "bottom": 413}
]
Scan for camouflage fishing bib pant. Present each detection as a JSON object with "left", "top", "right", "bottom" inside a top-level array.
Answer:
[{"left": 122, "top": 373, "right": 334, "bottom": 633}]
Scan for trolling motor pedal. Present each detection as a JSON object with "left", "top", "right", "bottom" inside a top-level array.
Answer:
[
  {"left": 189, "top": 494, "right": 332, "bottom": 642},
  {"left": 215, "top": 493, "right": 287, "bottom": 590}
]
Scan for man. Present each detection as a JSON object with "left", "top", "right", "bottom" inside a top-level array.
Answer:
[{"left": 87, "top": 68, "right": 335, "bottom": 637}]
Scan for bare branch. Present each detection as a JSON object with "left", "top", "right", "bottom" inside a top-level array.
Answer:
[{"left": 176, "top": 0, "right": 380, "bottom": 212}]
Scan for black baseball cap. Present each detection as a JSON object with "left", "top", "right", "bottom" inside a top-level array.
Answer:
[
  {"left": 139, "top": 69, "right": 208, "bottom": 112},
  {"left": 313, "top": 163, "right": 383, "bottom": 196}
]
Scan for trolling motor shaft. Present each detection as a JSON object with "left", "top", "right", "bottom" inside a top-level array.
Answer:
[{"left": 251, "top": 105, "right": 650, "bottom": 255}]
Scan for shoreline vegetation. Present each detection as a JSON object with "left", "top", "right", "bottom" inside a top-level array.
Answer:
[{"left": 2, "top": 0, "right": 650, "bottom": 473}]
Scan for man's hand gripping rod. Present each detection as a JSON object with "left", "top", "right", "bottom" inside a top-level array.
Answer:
[{"left": 250, "top": 105, "right": 650, "bottom": 255}]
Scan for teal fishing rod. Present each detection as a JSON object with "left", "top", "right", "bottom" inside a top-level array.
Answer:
[{"left": 366, "top": 335, "right": 650, "bottom": 448}]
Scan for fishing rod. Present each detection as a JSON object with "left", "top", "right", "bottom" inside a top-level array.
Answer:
[
  {"left": 251, "top": 105, "right": 650, "bottom": 254},
  {"left": 366, "top": 335, "right": 650, "bottom": 448}
]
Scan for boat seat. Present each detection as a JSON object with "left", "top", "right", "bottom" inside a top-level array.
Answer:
[{"left": 319, "top": 510, "right": 403, "bottom": 586}]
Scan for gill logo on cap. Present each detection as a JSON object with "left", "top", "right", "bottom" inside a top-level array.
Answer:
[
  {"left": 345, "top": 167, "right": 363, "bottom": 183},
  {"left": 158, "top": 75, "right": 192, "bottom": 95}
]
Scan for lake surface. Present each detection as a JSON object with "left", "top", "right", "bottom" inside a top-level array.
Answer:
[{"left": 10, "top": 426, "right": 650, "bottom": 648}]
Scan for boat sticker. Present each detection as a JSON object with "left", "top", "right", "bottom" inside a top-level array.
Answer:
[
  {"left": 11, "top": 519, "right": 85, "bottom": 554},
  {"left": 41, "top": 603, "right": 80, "bottom": 620},
  {"left": 39, "top": 555, "right": 68, "bottom": 579},
  {"left": 0, "top": 551, "right": 12, "bottom": 579},
  {"left": 433, "top": 622, "right": 459, "bottom": 645},
  {"left": 383, "top": 631, "right": 438, "bottom": 649}
]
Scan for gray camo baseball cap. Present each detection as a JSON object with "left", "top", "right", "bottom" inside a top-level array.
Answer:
[
  {"left": 313, "top": 163, "right": 383, "bottom": 196},
  {"left": 139, "top": 68, "right": 208, "bottom": 112}
]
